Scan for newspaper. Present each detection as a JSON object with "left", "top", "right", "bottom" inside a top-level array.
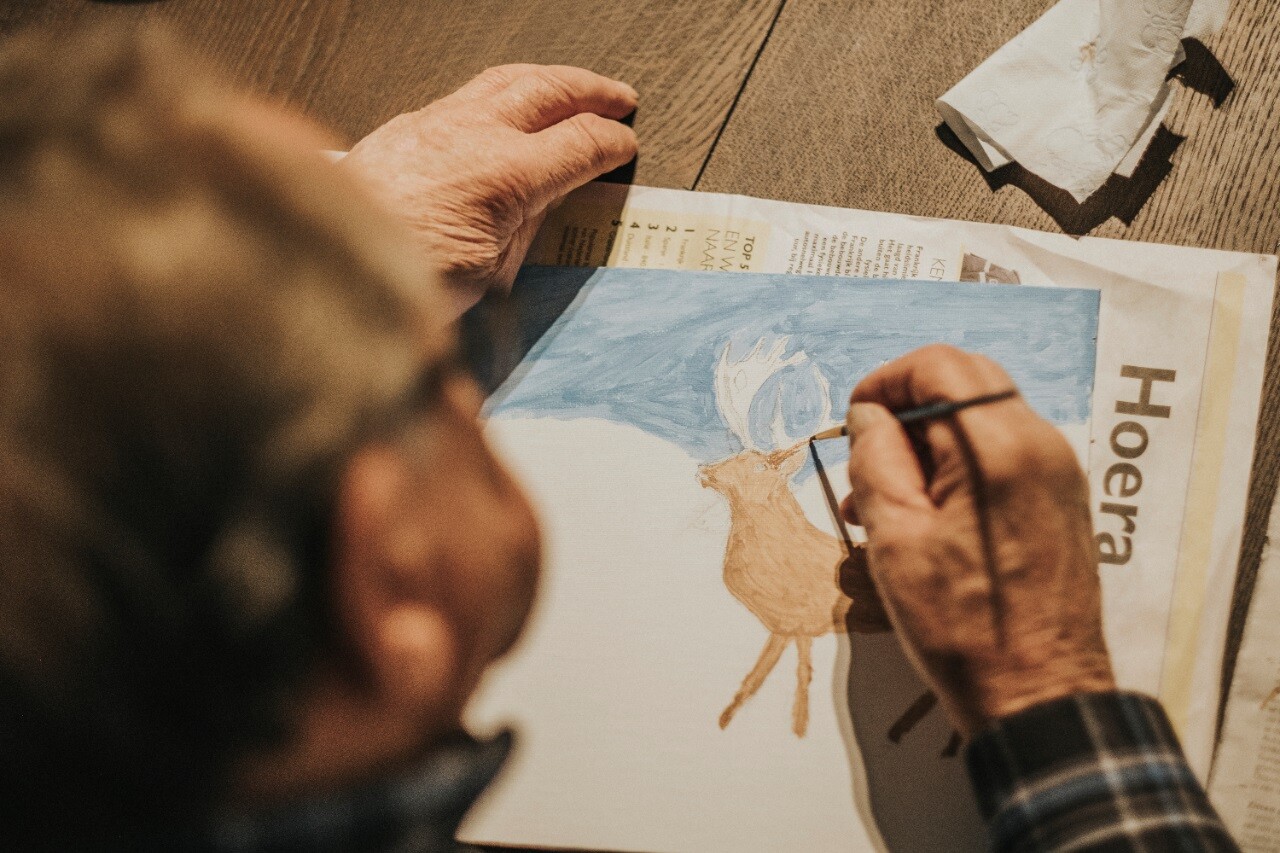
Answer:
[
  {"left": 516, "top": 181, "right": 1276, "bottom": 778},
  {"left": 1210, "top": 492, "right": 1280, "bottom": 849}
]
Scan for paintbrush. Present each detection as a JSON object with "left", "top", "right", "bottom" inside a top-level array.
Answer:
[{"left": 772, "top": 388, "right": 1018, "bottom": 460}]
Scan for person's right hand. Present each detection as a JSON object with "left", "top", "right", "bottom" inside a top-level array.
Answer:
[{"left": 841, "top": 345, "right": 1115, "bottom": 737}]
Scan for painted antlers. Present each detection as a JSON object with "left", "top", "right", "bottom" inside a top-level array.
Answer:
[{"left": 712, "top": 336, "right": 835, "bottom": 453}]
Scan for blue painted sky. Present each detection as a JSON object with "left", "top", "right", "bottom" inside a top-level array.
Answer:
[{"left": 488, "top": 267, "right": 1099, "bottom": 468}]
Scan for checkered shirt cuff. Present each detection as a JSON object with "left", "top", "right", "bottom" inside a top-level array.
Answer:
[{"left": 965, "top": 691, "right": 1239, "bottom": 852}]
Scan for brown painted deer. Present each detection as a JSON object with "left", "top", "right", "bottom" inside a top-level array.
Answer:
[{"left": 698, "top": 338, "right": 887, "bottom": 737}]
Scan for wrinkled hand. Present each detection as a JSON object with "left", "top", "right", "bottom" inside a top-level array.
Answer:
[
  {"left": 344, "top": 64, "right": 638, "bottom": 314},
  {"left": 841, "top": 345, "right": 1115, "bottom": 736}
]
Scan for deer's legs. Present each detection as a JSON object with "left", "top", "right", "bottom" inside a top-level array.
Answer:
[
  {"left": 793, "top": 635, "right": 813, "bottom": 737},
  {"left": 720, "top": 633, "right": 788, "bottom": 730}
]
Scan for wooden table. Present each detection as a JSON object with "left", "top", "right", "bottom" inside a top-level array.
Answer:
[{"left": 4, "top": 0, "right": 1278, "bottom": 743}]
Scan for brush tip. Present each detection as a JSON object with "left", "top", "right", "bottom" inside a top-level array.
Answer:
[{"left": 810, "top": 424, "right": 848, "bottom": 442}]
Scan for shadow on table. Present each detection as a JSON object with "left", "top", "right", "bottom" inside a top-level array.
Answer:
[
  {"left": 937, "top": 38, "right": 1233, "bottom": 236},
  {"left": 1171, "top": 38, "right": 1235, "bottom": 108},
  {"left": 935, "top": 121, "right": 1186, "bottom": 236},
  {"left": 597, "top": 108, "right": 639, "bottom": 185}
]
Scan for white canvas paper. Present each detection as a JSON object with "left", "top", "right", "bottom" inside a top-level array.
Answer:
[{"left": 460, "top": 269, "right": 1100, "bottom": 852}]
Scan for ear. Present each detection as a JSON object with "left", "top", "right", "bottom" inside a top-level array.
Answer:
[{"left": 329, "top": 445, "right": 460, "bottom": 714}]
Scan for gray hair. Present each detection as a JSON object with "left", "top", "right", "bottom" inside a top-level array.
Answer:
[{"left": 0, "top": 22, "right": 448, "bottom": 844}]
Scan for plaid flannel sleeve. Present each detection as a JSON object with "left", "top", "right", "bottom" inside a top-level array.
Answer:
[{"left": 965, "top": 691, "right": 1239, "bottom": 852}]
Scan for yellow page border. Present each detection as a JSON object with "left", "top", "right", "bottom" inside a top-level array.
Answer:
[{"left": 1160, "top": 273, "right": 1246, "bottom": 734}]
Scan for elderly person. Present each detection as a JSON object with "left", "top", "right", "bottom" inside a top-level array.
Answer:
[{"left": 0, "top": 24, "right": 1238, "bottom": 853}]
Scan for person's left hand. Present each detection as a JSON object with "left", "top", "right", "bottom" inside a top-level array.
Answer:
[{"left": 344, "top": 64, "right": 638, "bottom": 315}]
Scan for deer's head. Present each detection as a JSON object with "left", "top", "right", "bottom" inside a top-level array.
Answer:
[
  {"left": 696, "top": 337, "right": 835, "bottom": 497},
  {"left": 697, "top": 448, "right": 806, "bottom": 495}
]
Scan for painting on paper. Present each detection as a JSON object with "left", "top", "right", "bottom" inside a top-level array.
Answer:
[{"left": 460, "top": 266, "right": 1099, "bottom": 853}]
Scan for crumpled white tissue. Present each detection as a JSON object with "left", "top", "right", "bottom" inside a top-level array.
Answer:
[{"left": 937, "top": 0, "right": 1229, "bottom": 202}]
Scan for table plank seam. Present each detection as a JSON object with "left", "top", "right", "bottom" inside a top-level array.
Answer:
[{"left": 690, "top": 0, "right": 788, "bottom": 190}]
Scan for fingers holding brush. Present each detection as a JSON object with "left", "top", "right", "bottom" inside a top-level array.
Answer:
[
  {"left": 841, "top": 345, "right": 1114, "bottom": 736},
  {"left": 842, "top": 401, "right": 933, "bottom": 536}
]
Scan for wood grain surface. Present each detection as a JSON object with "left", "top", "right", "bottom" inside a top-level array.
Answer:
[
  {"left": 3, "top": 0, "right": 1279, "bottom": 756},
  {"left": 0, "top": 0, "right": 784, "bottom": 188},
  {"left": 697, "top": 0, "right": 1280, "bottom": 713}
]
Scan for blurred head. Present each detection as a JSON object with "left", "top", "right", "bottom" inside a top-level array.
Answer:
[{"left": 0, "top": 23, "right": 538, "bottom": 847}]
